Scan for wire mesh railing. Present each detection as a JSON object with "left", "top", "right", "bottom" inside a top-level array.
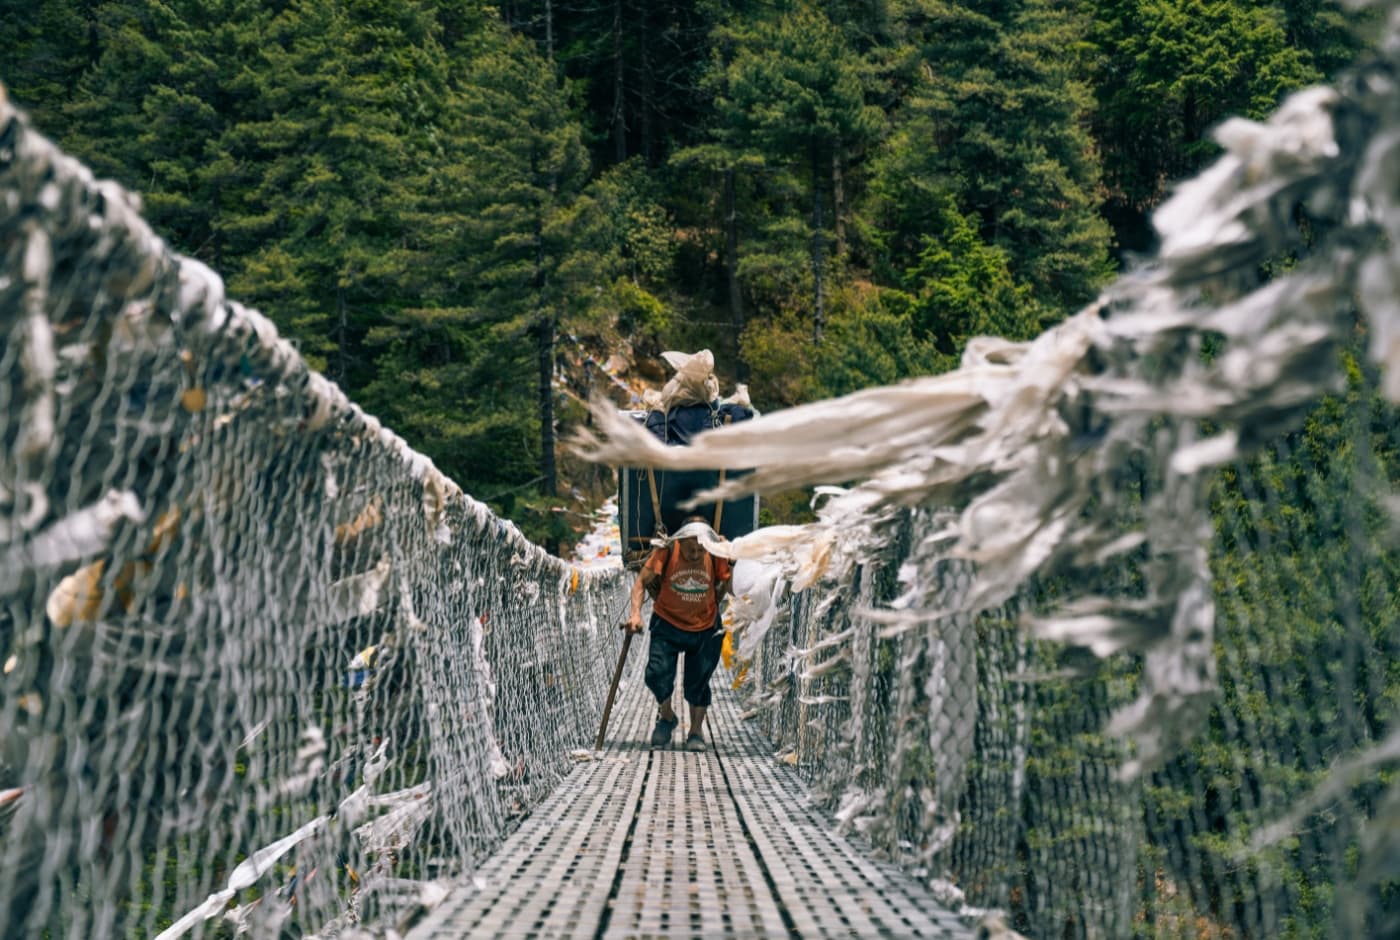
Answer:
[
  {"left": 734, "top": 400, "right": 1400, "bottom": 938},
  {"left": 0, "top": 86, "right": 630, "bottom": 939},
  {"left": 575, "top": 5, "right": 1400, "bottom": 936}
]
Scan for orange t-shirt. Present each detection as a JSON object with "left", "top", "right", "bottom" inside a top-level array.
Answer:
[{"left": 644, "top": 543, "right": 732, "bottom": 632}]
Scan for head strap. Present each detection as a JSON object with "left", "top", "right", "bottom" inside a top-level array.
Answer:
[{"left": 671, "top": 520, "right": 717, "bottom": 542}]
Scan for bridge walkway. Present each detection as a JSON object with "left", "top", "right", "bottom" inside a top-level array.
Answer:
[{"left": 408, "top": 681, "right": 971, "bottom": 939}]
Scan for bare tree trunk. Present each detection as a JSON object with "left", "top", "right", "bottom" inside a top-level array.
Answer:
[
  {"left": 335, "top": 284, "right": 348, "bottom": 384},
  {"left": 612, "top": 0, "right": 626, "bottom": 163},
  {"left": 537, "top": 312, "right": 557, "bottom": 501},
  {"left": 640, "top": 5, "right": 654, "bottom": 165},
  {"left": 535, "top": 214, "right": 556, "bottom": 503},
  {"left": 537, "top": 310, "right": 559, "bottom": 557},
  {"left": 211, "top": 183, "right": 223, "bottom": 272},
  {"left": 724, "top": 168, "right": 749, "bottom": 382},
  {"left": 533, "top": 150, "right": 559, "bottom": 554},
  {"left": 811, "top": 150, "right": 825, "bottom": 345},
  {"left": 536, "top": 222, "right": 559, "bottom": 551},
  {"left": 832, "top": 150, "right": 846, "bottom": 258},
  {"left": 544, "top": 0, "right": 554, "bottom": 63}
]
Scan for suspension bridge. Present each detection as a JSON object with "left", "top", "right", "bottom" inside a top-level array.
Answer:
[{"left": 8, "top": 7, "right": 1400, "bottom": 938}]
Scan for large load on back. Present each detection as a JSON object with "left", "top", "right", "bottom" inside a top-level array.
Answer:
[{"left": 617, "top": 350, "right": 757, "bottom": 569}]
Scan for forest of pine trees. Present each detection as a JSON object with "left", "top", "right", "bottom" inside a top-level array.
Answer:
[{"left": 0, "top": 0, "right": 1366, "bottom": 547}]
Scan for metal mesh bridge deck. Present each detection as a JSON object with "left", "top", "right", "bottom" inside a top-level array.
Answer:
[{"left": 408, "top": 685, "right": 971, "bottom": 940}]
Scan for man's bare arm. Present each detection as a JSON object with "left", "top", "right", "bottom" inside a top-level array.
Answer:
[
  {"left": 641, "top": 567, "right": 662, "bottom": 600},
  {"left": 624, "top": 554, "right": 663, "bottom": 633}
]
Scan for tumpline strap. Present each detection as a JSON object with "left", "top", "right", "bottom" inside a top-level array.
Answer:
[
  {"left": 712, "top": 414, "right": 732, "bottom": 533},
  {"left": 646, "top": 465, "right": 666, "bottom": 538}
]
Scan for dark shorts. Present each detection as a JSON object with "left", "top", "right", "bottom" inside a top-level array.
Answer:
[{"left": 644, "top": 613, "right": 725, "bottom": 708}]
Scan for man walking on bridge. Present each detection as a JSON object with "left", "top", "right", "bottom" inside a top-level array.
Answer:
[{"left": 624, "top": 517, "right": 732, "bottom": 752}]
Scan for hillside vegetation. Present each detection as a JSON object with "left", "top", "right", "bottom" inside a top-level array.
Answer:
[{"left": 0, "top": 0, "right": 1365, "bottom": 547}]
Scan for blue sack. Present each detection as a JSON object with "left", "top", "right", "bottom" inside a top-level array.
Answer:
[{"left": 618, "top": 401, "right": 758, "bottom": 568}]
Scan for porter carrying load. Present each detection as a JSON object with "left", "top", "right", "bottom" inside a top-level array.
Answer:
[{"left": 617, "top": 350, "right": 758, "bottom": 570}]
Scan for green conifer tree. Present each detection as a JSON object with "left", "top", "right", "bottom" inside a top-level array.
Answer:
[
  {"left": 1, "top": 0, "right": 104, "bottom": 133},
  {"left": 712, "top": 7, "right": 884, "bottom": 342},
  {"left": 889, "top": 0, "right": 1113, "bottom": 313},
  {"left": 359, "top": 24, "right": 595, "bottom": 532},
  {"left": 1086, "top": 0, "right": 1343, "bottom": 253},
  {"left": 219, "top": 0, "right": 449, "bottom": 389},
  {"left": 39, "top": 0, "right": 269, "bottom": 268}
]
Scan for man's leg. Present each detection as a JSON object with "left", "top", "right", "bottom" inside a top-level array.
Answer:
[
  {"left": 644, "top": 619, "right": 682, "bottom": 747},
  {"left": 688, "top": 702, "right": 707, "bottom": 735},
  {"left": 680, "top": 628, "right": 725, "bottom": 751}
]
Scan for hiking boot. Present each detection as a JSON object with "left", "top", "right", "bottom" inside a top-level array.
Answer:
[
  {"left": 650, "top": 716, "right": 677, "bottom": 748},
  {"left": 683, "top": 734, "right": 707, "bottom": 753}
]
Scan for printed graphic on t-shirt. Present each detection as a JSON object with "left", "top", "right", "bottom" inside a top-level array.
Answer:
[{"left": 668, "top": 568, "right": 711, "bottom": 602}]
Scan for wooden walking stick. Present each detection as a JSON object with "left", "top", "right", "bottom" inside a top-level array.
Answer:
[
  {"left": 601, "top": 487, "right": 664, "bottom": 749},
  {"left": 594, "top": 630, "right": 634, "bottom": 750}
]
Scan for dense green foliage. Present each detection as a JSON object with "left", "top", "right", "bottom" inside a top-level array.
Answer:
[{"left": 1, "top": 0, "right": 1364, "bottom": 543}]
